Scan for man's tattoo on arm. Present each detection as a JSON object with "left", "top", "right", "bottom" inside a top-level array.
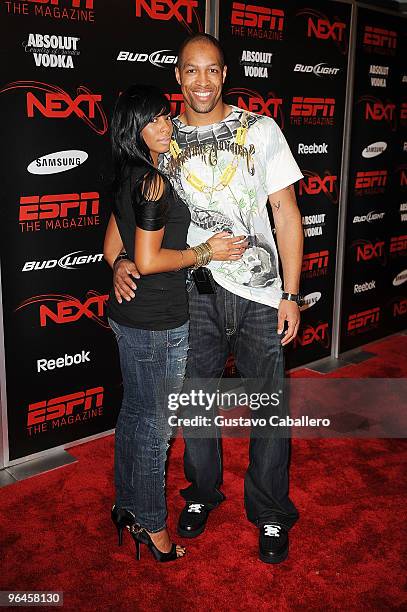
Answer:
[{"left": 270, "top": 184, "right": 295, "bottom": 211}]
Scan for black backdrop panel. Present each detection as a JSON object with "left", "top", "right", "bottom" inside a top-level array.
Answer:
[
  {"left": 340, "top": 7, "right": 407, "bottom": 352},
  {"left": 0, "top": 0, "right": 207, "bottom": 461},
  {"left": 218, "top": 0, "right": 351, "bottom": 368}
]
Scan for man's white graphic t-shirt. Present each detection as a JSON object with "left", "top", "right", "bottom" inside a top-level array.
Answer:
[{"left": 162, "top": 106, "right": 303, "bottom": 309}]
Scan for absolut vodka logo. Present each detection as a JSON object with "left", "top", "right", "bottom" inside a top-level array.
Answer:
[
  {"left": 23, "top": 33, "right": 80, "bottom": 69},
  {"left": 240, "top": 50, "right": 273, "bottom": 78}
]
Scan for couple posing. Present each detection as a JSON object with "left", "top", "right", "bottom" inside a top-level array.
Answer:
[{"left": 104, "top": 34, "right": 303, "bottom": 564}]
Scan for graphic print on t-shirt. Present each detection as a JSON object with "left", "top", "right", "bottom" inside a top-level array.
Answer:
[{"left": 162, "top": 106, "right": 303, "bottom": 307}]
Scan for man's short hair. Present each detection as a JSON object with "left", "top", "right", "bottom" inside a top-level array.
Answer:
[{"left": 177, "top": 33, "right": 226, "bottom": 69}]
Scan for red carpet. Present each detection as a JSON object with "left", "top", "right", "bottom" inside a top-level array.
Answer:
[{"left": 1, "top": 334, "right": 406, "bottom": 611}]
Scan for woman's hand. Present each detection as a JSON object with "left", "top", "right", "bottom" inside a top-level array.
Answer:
[{"left": 206, "top": 232, "right": 248, "bottom": 261}]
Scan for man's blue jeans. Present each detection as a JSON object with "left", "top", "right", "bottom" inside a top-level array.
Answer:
[
  {"left": 181, "top": 281, "right": 299, "bottom": 530},
  {"left": 109, "top": 318, "right": 189, "bottom": 533}
]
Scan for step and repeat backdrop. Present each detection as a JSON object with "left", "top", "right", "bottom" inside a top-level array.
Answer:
[
  {"left": 0, "top": 0, "right": 207, "bottom": 462},
  {"left": 0, "top": 0, "right": 405, "bottom": 464},
  {"left": 340, "top": 7, "right": 407, "bottom": 352},
  {"left": 218, "top": 0, "right": 352, "bottom": 368}
]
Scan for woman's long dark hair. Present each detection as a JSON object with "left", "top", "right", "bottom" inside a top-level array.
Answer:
[{"left": 110, "top": 84, "right": 171, "bottom": 212}]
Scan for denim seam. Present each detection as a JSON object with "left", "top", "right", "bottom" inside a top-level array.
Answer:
[
  {"left": 225, "top": 290, "right": 237, "bottom": 336},
  {"left": 138, "top": 522, "right": 167, "bottom": 533}
]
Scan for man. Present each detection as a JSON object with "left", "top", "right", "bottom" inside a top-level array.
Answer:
[{"left": 113, "top": 34, "right": 303, "bottom": 564}]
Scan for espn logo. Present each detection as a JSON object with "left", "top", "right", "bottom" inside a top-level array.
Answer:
[
  {"left": 390, "top": 235, "right": 407, "bottom": 254},
  {"left": 291, "top": 97, "right": 335, "bottom": 117},
  {"left": 302, "top": 251, "right": 329, "bottom": 272},
  {"left": 19, "top": 193, "right": 99, "bottom": 221},
  {"left": 347, "top": 307, "right": 380, "bottom": 332},
  {"left": 355, "top": 171, "right": 387, "bottom": 190},
  {"left": 363, "top": 26, "right": 397, "bottom": 49},
  {"left": 231, "top": 3, "right": 284, "bottom": 30},
  {"left": 27, "top": 387, "right": 103, "bottom": 426}
]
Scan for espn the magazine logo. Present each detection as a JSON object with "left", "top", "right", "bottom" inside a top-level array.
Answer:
[
  {"left": 231, "top": 2, "right": 285, "bottom": 40},
  {"left": 347, "top": 307, "right": 380, "bottom": 334},
  {"left": 27, "top": 386, "right": 104, "bottom": 432},
  {"left": 19, "top": 192, "right": 100, "bottom": 231}
]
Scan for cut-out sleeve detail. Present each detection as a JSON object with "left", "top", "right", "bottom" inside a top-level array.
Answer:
[{"left": 135, "top": 197, "right": 168, "bottom": 231}]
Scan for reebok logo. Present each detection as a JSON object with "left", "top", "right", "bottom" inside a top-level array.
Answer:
[
  {"left": 37, "top": 350, "right": 91, "bottom": 372},
  {"left": 298, "top": 142, "right": 328, "bottom": 154}
]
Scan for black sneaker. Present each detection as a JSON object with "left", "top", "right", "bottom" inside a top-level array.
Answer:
[
  {"left": 259, "top": 523, "right": 289, "bottom": 564},
  {"left": 177, "top": 502, "right": 210, "bottom": 538}
]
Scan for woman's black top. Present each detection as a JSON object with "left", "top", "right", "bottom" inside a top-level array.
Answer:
[{"left": 107, "top": 165, "right": 191, "bottom": 330}]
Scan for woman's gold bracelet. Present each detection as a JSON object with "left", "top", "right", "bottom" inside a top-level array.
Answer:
[{"left": 191, "top": 241, "right": 213, "bottom": 269}]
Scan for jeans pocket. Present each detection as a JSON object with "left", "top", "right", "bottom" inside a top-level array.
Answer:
[
  {"left": 123, "top": 327, "right": 155, "bottom": 361},
  {"left": 108, "top": 318, "right": 123, "bottom": 342},
  {"left": 167, "top": 321, "right": 189, "bottom": 349}
]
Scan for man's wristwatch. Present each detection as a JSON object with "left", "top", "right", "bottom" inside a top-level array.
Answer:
[
  {"left": 281, "top": 292, "right": 304, "bottom": 306},
  {"left": 113, "top": 252, "right": 129, "bottom": 268}
]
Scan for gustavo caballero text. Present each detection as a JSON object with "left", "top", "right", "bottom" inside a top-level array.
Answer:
[{"left": 168, "top": 415, "right": 330, "bottom": 428}]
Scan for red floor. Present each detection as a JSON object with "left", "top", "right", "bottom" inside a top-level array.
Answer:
[{"left": 1, "top": 334, "right": 406, "bottom": 612}]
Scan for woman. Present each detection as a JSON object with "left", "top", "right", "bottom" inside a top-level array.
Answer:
[{"left": 104, "top": 85, "right": 247, "bottom": 562}]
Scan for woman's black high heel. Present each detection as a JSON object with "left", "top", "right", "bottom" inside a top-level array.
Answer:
[
  {"left": 111, "top": 505, "right": 136, "bottom": 546},
  {"left": 129, "top": 525, "right": 185, "bottom": 562}
]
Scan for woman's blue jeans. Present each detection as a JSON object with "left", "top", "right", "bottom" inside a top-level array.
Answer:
[{"left": 109, "top": 318, "right": 189, "bottom": 532}]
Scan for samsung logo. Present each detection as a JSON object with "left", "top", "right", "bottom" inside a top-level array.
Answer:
[
  {"left": 393, "top": 269, "right": 407, "bottom": 287},
  {"left": 300, "top": 291, "right": 321, "bottom": 311},
  {"left": 362, "top": 141, "right": 387, "bottom": 159},
  {"left": 27, "top": 150, "right": 88, "bottom": 175}
]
